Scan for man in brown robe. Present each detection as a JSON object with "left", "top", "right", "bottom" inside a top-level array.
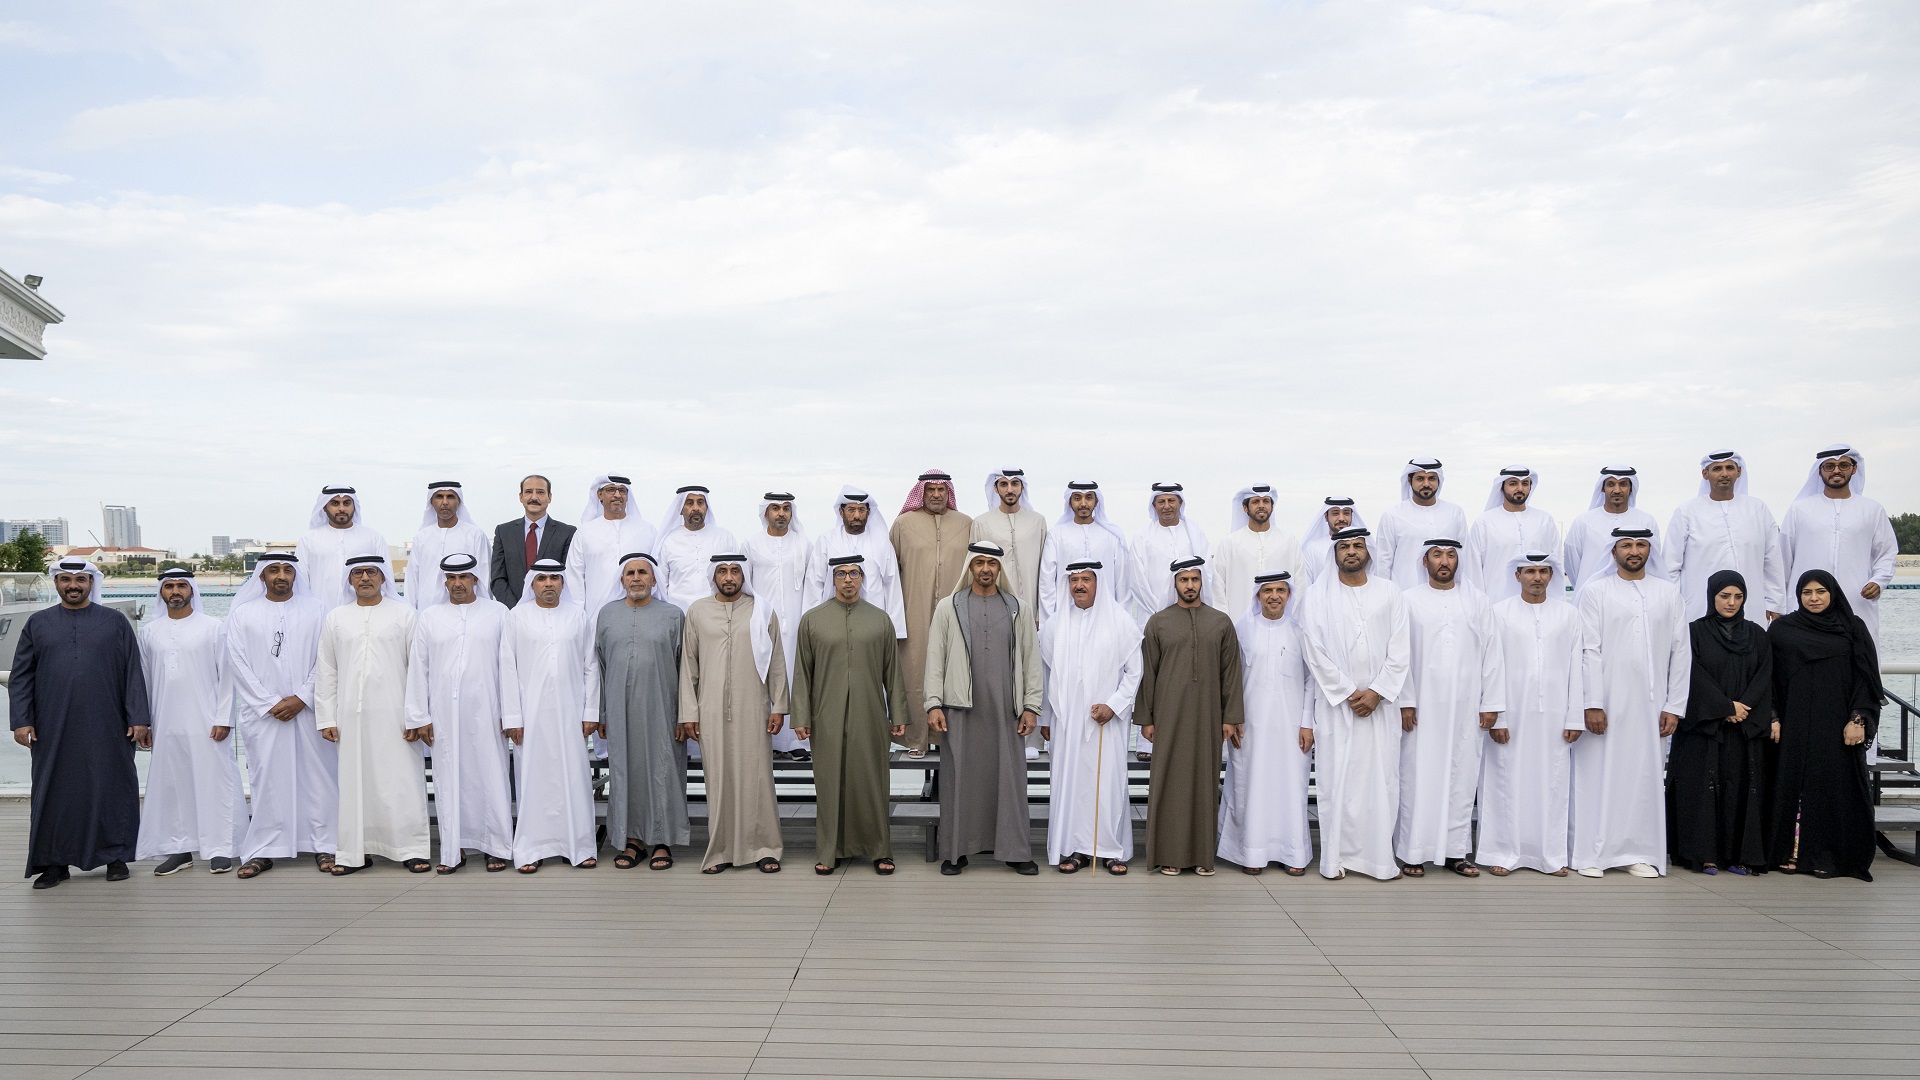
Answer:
[
  {"left": 890, "top": 469, "right": 974, "bottom": 757},
  {"left": 1136, "top": 556, "right": 1245, "bottom": 875},
  {"left": 680, "top": 554, "right": 789, "bottom": 874},
  {"left": 791, "top": 555, "right": 909, "bottom": 875},
  {"left": 923, "top": 542, "right": 1043, "bottom": 875}
]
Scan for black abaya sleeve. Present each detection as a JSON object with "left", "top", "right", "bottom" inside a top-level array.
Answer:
[
  {"left": 1682, "top": 623, "right": 1735, "bottom": 736},
  {"left": 6, "top": 619, "right": 36, "bottom": 731},
  {"left": 1734, "top": 631, "right": 1772, "bottom": 742}
]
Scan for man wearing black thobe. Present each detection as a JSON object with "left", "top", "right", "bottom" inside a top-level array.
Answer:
[{"left": 8, "top": 558, "right": 151, "bottom": 889}]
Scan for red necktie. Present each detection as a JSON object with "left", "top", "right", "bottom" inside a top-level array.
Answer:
[{"left": 525, "top": 521, "right": 539, "bottom": 570}]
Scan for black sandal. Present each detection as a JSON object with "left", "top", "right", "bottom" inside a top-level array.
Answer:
[
  {"left": 404, "top": 859, "right": 432, "bottom": 874},
  {"left": 1401, "top": 863, "right": 1426, "bottom": 877},
  {"left": 485, "top": 856, "right": 510, "bottom": 873},
  {"left": 575, "top": 857, "right": 597, "bottom": 869},
  {"left": 518, "top": 860, "right": 541, "bottom": 874},
  {"left": 757, "top": 858, "right": 781, "bottom": 873},
  {"left": 702, "top": 863, "right": 732, "bottom": 875},
  {"left": 648, "top": 846, "right": 673, "bottom": 871},
  {"left": 330, "top": 861, "right": 363, "bottom": 876},
  {"left": 314, "top": 853, "right": 335, "bottom": 873},
  {"left": 614, "top": 844, "right": 643, "bottom": 869},
  {"left": 1284, "top": 865, "right": 1307, "bottom": 877},
  {"left": 815, "top": 863, "right": 835, "bottom": 875},
  {"left": 1446, "top": 858, "right": 1480, "bottom": 878},
  {"left": 1104, "top": 860, "right": 1128, "bottom": 876},
  {"left": 436, "top": 858, "right": 466, "bottom": 875},
  {"left": 236, "top": 858, "right": 273, "bottom": 879},
  {"left": 875, "top": 858, "right": 895, "bottom": 875}
]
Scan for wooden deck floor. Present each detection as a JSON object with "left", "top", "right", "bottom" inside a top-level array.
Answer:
[{"left": 1, "top": 802, "right": 1917, "bottom": 1079}]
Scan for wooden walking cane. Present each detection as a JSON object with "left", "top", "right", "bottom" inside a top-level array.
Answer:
[{"left": 1091, "top": 713, "right": 1103, "bottom": 881}]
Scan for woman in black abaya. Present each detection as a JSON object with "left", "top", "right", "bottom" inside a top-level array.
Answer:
[
  {"left": 1767, "top": 569, "right": 1881, "bottom": 881},
  {"left": 1668, "top": 570, "right": 1770, "bottom": 874}
]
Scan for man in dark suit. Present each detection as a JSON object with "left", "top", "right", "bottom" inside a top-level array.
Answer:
[{"left": 491, "top": 474, "right": 576, "bottom": 606}]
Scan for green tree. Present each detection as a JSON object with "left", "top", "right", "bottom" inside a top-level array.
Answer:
[
  {"left": 0, "top": 531, "right": 51, "bottom": 573},
  {"left": 1894, "top": 513, "right": 1920, "bottom": 556}
]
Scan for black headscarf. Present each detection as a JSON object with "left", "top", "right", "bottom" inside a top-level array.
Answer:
[
  {"left": 1772, "top": 568, "right": 1883, "bottom": 706},
  {"left": 1704, "top": 568, "right": 1754, "bottom": 654}
]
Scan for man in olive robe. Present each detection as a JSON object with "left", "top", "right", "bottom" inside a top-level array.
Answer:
[
  {"left": 1136, "top": 556, "right": 1244, "bottom": 875},
  {"left": 891, "top": 469, "right": 974, "bottom": 756},
  {"left": 923, "top": 542, "right": 1043, "bottom": 875},
  {"left": 791, "top": 555, "right": 909, "bottom": 874},
  {"left": 594, "top": 552, "right": 688, "bottom": 870},
  {"left": 679, "top": 554, "right": 790, "bottom": 873}
]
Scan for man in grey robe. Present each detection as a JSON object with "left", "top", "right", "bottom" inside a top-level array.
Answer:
[
  {"left": 923, "top": 542, "right": 1044, "bottom": 875},
  {"left": 593, "top": 551, "right": 688, "bottom": 870}
]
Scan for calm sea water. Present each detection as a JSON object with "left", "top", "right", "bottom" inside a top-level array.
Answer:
[{"left": 3, "top": 588, "right": 1918, "bottom": 791}]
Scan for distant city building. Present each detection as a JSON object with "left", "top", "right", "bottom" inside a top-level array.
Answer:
[
  {"left": 1, "top": 518, "right": 68, "bottom": 545},
  {"left": 213, "top": 535, "right": 232, "bottom": 557},
  {"left": 102, "top": 505, "right": 142, "bottom": 549}
]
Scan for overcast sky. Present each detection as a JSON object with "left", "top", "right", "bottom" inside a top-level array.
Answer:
[{"left": 2, "top": 1, "right": 1914, "bottom": 553}]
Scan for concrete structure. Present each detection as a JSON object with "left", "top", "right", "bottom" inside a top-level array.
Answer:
[
  {"left": 0, "top": 518, "right": 67, "bottom": 545},
  {"left": 0, "top": 266, "right": 63, "bottom": 360},
  {"left": 59, "top": 544, "right": 173, "bottom": 566},
  {"left": 102, "top": 505, "right": 142, "bottom": 549}
]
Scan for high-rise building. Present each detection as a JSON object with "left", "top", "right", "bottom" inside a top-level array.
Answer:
[
  {"left": 102, "top": 505, "right": 141, "bottom": 549},
  {"left": 1, "top": 518, "right": 69, "bottom": 545},
  {"left": 212, "top": 535, "right": 233, "bottom": 557}
]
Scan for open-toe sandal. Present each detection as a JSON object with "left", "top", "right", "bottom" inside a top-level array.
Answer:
[
  {"left": 875, "top": 859, "right": 895, "bottom": 875},
  {"left": 404, "top": 859, "right": 432, "bottom": 874},
  {"left": 314, "top": 853, "right": 336, "bottom": 874},
  {"left": 330, "top": 861, "right": 363, "bottom": 876},
  {"left": 575, "top": 857, "right": 597, "bottom": 869},
  {"left": 1447, "top": 859, "right": 1480, "bottom": 878},
  {"left": 757, "top": 858, "right": 781, "bottom": 873},
  {"left": 1104, "top": 860, "right": 1128, "bottom": 876},
  {"left": 518, "top": 861, "right": 541, "bottom": 874},
  {"left": 1487, "top": 865, "right": 1512, "bottom": 877},
  {"left": 1283, "top": 865, "right": 1306, "bottom": 876},
  {"left": 436, "top": 858, "right": 466, "bottom": 875},
  {"left": 236, "top": 858, "right": 273, "bottom": 879},
  {"left": 1401, "top": 863, "right": 1425, "bottom": 877},
  {"left": 649, "top": 847, "right": 673, "bottom": 871},
  {"left": 614, "top": 844, "right": 643, "bottom": 869},
  {"left": 702, "top": 863, "right": 732, "bottom": 875},
  {"left": 485, "top": 856, "right": 511, "bottom": 872}
]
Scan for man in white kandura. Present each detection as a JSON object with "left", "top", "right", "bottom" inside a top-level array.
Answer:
[
  {"left": 1299, "top": 497, "right": 1365, "bottom": 584},
  {"left": 1130, "top": 482, "right": 1210, "bottom": 621},
  {"left": 1037, "top": 561, "right": 1143, "bottom": 876},
  {"left": 503, "top": 559, "right": 601, "bottom": 873},
  {"left": 1036, "top": 481, "right": 1131, "bottom": 629},
  {"left": 406, "top": 480, "right": 490, "bottom": 612},
  {"left": 658, "top": 485, "right": 738, "bottom": 611},
  {"left": 316, "top": 553, "right": 430, "bottom": 875},
  {"left": 228, "top": 553, "right": 336, "bottom": 879},
  {"left": 295, "top": 484, "right": 388, "bottom": 610},
  {"left": 743, "top": 492, "right": 811, "bottom": 759},
  {"left": 969, "top": 469, "right": 1049, "bottom": 622},
  {"left": 404, "top": 552, "right": 515, "bottom": 874},
  {"left": 1563, "top": 466, "right": 1662, "bottom": 597},
  {"left": 1478, "top": 551, "right": 1584, "bottom": 877},
  {"left": 1572, "top": 528, "right": 1689, "bottom": 878},
  {"left": 1466, "top": 467, "right": 1559, "bottom": 603},
  {"left": 1211, "top": 484, "right": 1305, "bottom": 618},
  {"left": 1664, "top": 450, "right": 1784, "bottom": 626},
  {"left": 135, "top": 568, "right": 246, "bottom": 876},
  {"left": 1375, "top": 459, "right": 1470, "bottom": 591},
  {"left": 1780, "top": 444, "right": 1898, "bottom": 648},
  {"left": 566, "top": 474, "right": 658, "bottom": 612},
  {"left": 805, "top": 486, "right": 907, "bottom": 635},
  {"left": 1393, "top": 538, "right": 1503, "bottom": 878},
  {"left": 1299, "top": 528, "right": 1411, "bottom": 880},
  {"left": 1216, "top": 571, "right": 1316, "bottom": 876}
]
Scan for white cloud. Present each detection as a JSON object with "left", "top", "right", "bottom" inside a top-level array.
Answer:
[{"left": 63, "top": 95, "right": 275, "bottom": 151}]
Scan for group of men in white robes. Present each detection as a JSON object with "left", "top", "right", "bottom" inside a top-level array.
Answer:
[{"left": 123, "top": 444, "right": 1892, "bottom": 885}]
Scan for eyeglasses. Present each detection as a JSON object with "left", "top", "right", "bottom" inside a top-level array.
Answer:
[{"left": 271, "top": 630, "right": 284, "bottom": 657}]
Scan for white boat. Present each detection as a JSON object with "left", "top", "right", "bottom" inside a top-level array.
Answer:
[{"left": 0, "top": 571, "right": 145, "bottom": 686}]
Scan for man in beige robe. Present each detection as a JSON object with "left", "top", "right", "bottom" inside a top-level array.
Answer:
[
  {"left": 679, "top": 554, "right": 790, "bottom": 873},
  {"left": 889, "top": 469, "right": 974, "bottom": 756}
]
